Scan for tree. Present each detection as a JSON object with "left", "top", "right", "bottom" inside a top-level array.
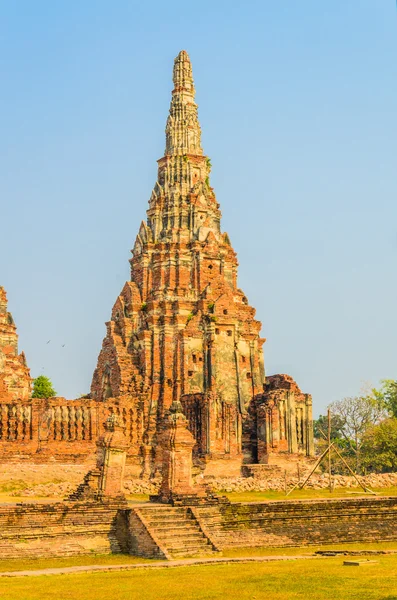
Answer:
[
  {"left": 313, "top": 413, "right": 345, "bottom": 441},
  {"left": 32, "top": 376, "right": 56, "bottom": 399},
  {"left": 313, "top": 412, "right": 355, "bottom": 474},
  {"left": 373, "top": 380, "right": 397, "bottom": 419},
  {"left": 361, "top": 419, "right": 397, "bottom": 473},
  {"left": 329, "top": 395, "right": 386, "bottom": 472}
]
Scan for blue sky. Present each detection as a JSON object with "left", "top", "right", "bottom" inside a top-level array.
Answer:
[{"left": 1, "top": 1, "right": 396, "bottom": 415}]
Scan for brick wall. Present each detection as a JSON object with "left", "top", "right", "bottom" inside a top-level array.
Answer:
[
  {"left": 195, "top": 497, "right": 397, "bottom": 548},
  {"left": 0, "top": 396, "right": 143, "bottom": 468},
  {"left": 0, "top": 501, "right": 128, "bottom": 558},
  {"left": 0, "top": 496, "right": 396, "bottom": 559}
]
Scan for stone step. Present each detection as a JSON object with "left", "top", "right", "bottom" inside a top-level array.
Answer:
[
  {"left": 140, "top": 512, "right": 190, "bottom": 521},
  {"left": 139, "top": 512, "right": 190, "bottom": 521},
  {"left": 139, "top": 508, "right": 189, "bottom": 516},
  {"left": 169, "top": 547, "right": 217, "bottom": 558},
  {"left": 156, "top": 529, "right": 207, "bottom": 543},
  {"left": 139, "top": 508, "right": 188, "bottom": 516},
  {"left": 166, "top": 542, "right": 214, "bottom": 553},
  {"left": 148, "top": 522, "right": 199, "bottom": 533},
  {"left": 140, "top": 517, "right": 194, "bottom": 526},
  {"left": 137, "top": 506, "right": 220, "bottom": 559}
]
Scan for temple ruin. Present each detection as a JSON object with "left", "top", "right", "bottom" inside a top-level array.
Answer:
[
  {"left": 0, "top": 52, "right": 313, "bottom": 474},
  {"left": 90, "top": 50, "right": 314, "bottom": 477},
  {"left": 0, "top": 286, "right": 31, "bottom": 403}
]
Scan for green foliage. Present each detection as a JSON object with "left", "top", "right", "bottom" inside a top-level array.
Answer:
[
  {"left": 207, "top": 301, "right": 215, "bottom": 312},
  {"left": 210, "top": 315, "right": 217, "bottom": 323},
  {"left": 205, "top": 157, "right": 212, "bottom": 171},
  {"left": 182, "top": 154, "right": 188, "bottom": 162},
  {"left": 31, "top": 376, "right": 56, "bottom": 399},
  {"left": 205, "top": 176, "right": 210, "bottom": 187},
  {"left": 373, "top": 379, "right": 397, "bottom": 418},
  {"left": 327, "top": 395, "right": 387, "bottom": 472},
  {"left": 186, "top": 312, "right": 194, "bottom": 323},
  {"left": 140, "top": 302, "right": 147, "bottom": 312},
  {"left": 361, "top": 418, "right": 397, "bottom": 473},
  {"left": 313, "top": 414, "right": 345, "bottom": 441}
]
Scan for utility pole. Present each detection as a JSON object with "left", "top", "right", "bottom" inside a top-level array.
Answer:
[
  {"left": 285, "top": 408, "right": 376, "bottom": 497},
  {"left": 328, "top": 408, "right": 332, "bottom": 493}
]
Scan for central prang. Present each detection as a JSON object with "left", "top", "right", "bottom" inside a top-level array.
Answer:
[{"left": 90, "top": 50, "right": 314, "bottom": 481}]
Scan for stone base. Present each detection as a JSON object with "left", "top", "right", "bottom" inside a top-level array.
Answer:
[
  {"left": 149, "top": 491, "right": 229, "bottom": 506},
  {"left": 242, "top": 464, "right": 282, "bottom": 479},
  {"left": 68, "top": 469, "right": 128, "bottom": 506},
  {"left": 202, "top": 456, "right": 244, "bottom": 478}
]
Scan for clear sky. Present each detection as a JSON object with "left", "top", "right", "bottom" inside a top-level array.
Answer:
[{"left": 1, "top": 1, "right": 396, "bottom": 415}]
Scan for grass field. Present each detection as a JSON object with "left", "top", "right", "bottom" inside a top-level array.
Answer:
[
  {"left": 223, "top": 486, "right": 397, "bottom": 503},
  {"left": 0, "top": 541, "right": 396, "bottom": 573},
  {"left": 0, "top": 555, "right": 396, "bottom": 600},
  {"left": 2, "top": 487, "right": 396, "bottom": 505},
  {"left": 0, "top": 486, "right": 396, "bottom": 599}
]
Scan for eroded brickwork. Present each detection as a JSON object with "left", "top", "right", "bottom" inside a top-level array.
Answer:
[
  {"left": 70, "top": 413, "right": 129, "bottom": 501},
  {"left": 194, "top": 497, "right": 397, "bottom": 549},
  {"left": 0, "top": 52, "right": 313, "bottom": 476},
  {"left": 0, "top": 502, "right": 128, "bottom": 558},
  {"left": 0, "top": 287, "right": 31, "bottom": 401},
  {"left": 0, "top": 397, "right": 142, "bottom": 474},
  {"left": 90, "top": 51, "right": 313, "bottom": 477},
  {"left": 247, "top": 375, "right": 314, "bottom": 464},
  {"left": 1, "top": 497, "right": 396, "bottom": 559}
]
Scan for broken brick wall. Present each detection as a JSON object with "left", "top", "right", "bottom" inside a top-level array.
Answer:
[{"left": 0, "top": 286, "right": 31, "bottom": 401}]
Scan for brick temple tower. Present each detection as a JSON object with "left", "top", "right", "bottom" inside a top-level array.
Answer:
[
  {"left": 91, "top": 51, "right": 314, "bottom": 476},
  {"left": 0, "top": 286, "right": 31, "bottom": 401}
]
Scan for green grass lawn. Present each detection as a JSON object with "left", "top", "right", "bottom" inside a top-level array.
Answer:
[
  {"left": 0, "top": 493, "right": 151, "bottom": 504},
  {"left": 0, "top": 556, "right": 396, "bottom": 600},
  {"left": 222, "top": 541, "right": 397, "bottom": 557},
  {"left": 224, "top": 486, "right": 397, "bottom": 503},
  {"left": 2, "top": 487, "right": 396, "bottom": 505},
  {"left": 1, "top": 541, "right": 396, "bottom": 573},
  {"left": 0, "top": 554, "right": 158, "bottom": 573}
]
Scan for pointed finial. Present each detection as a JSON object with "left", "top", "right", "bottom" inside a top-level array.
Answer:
[
  {"left": 0, "top": 287, "right": 7, "bottom": 312},
  {"left": 173, "top": 50, "right": 194, "bottom": 96},
  {"left": 165, "top": 51, "right": 203, "bottom": 156}
]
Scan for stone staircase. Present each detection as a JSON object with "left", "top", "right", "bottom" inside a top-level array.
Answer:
[{"left": 137, "top": 506, "right": 221, "bottom": 559}]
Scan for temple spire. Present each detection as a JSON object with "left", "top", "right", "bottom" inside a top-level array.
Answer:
[{"left": 165, "top": 50, "right": 203, "bottom": 156}]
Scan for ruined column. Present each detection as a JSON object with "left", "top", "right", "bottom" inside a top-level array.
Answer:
[
  {"left": 151, "top": 399, "right": 217, "bottom": 505},
  {"left": 305, "top": 394, "right": 315, "bottom": 457},
  {"left": 287, "top": 391, "right": 298, "bottom": 454},
  {"left": 96, "top": 413, "right": 129, "bottom": 497},
  {"left": 152, "top": 399, "right": 196, "bottom": 503},
  {"left": 69, "top": 413, "right": 129, "bottom": 502}
]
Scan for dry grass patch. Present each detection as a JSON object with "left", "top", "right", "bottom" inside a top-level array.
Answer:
[
  {"left": 0, "top": 554, "right": 158, "bottom": 573},
  {"left": 0, "top": 556, "right": 396, "bottom": 600},
  {"left": 224, "top": 486, "right": 397, "bottom": 503}
]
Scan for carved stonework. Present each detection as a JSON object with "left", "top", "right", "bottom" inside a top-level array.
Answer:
[
  {"left": 90, "top": 51, "right": 270, "bottom": 476},
  {"left": 69, "top": 414, "right": 129, "bottom": 502},
  {"left": 0, "top": 52, "right": 314, "bottom": 473},
  {"left": 151, "top": 400, "right": 222, "bottom": 505},
  {"left": 155, "top": 400, "right": 197, "bottom": 502},
  {"left": 0, "top": 287, "right": 31, "bottom": 401},
  {"left": 249, "top": 374, "right": 314, "bottom": 463}
]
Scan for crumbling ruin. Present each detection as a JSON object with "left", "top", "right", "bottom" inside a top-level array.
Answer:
[
  {"left": 0, "top": 52, "right": 314, "bottom": 477},
  {"left": 0, "top": 286, "right": 31, "bottom": 403},
  {"left": 69, "top": 413, "right": 129, "bottom": 502},
  {"left": 90, "top": 50, "right": 314, "bottom": 476}
]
